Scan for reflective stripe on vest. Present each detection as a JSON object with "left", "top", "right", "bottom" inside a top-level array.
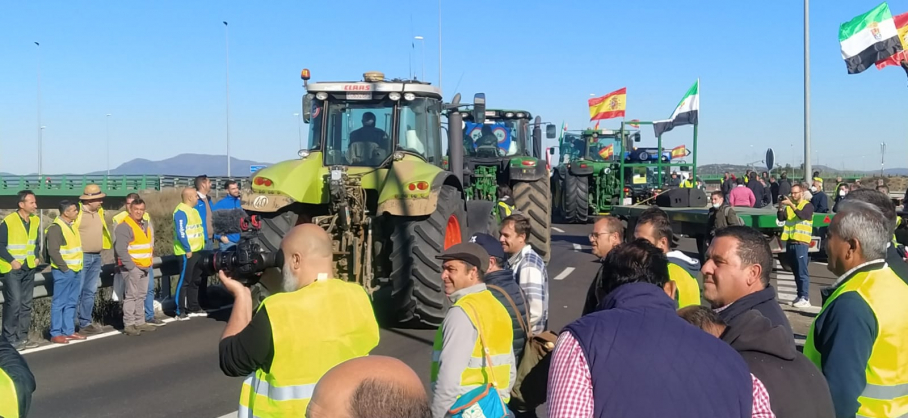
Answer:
[
  {"left": 781, "top": 200, "right": 812, "bottom": 243},
  {"left": 0, "top": 212, "right": 39, "bottom": 274},
  {"left": 668, "top": 263, "right": 700, "bottom": 308},
  {"left": 498, "top": 201, "right": 513, "bottom": 217},
  {"left": 0, "top": 368, "right": 18, "bottom": 418},
  {"left": 74, "top": 204, "right": 112, "bottom": 250},
  {"left": 173, "top": 203, "right": 205, "bottom": 255},
  {"left": 679, "top": 180, "right": 693, "bottom": 188},
  {"left": 804, "top": 265, "right": 908, "bottom": 418},
  {"left": 124, "top": 216, "right": 154, "bottom": 268},
  {"left": 47, "top": 217, "right": 84, "bottom": 272},
  {"left": 238, "top": 279, "right": 379, "bottom": 417},
  {"left": 430, "top": 290, "right": 514, "bottom": 403}
]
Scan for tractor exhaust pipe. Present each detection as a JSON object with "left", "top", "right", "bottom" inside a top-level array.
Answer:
[
  {"left": 533, "top": 116, "right": 543, "bottom": 159},
  {"left": 448, "top": 93, "right": 464, "bottom": 184}
]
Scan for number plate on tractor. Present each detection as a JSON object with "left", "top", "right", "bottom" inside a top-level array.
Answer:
[{"left": 347, "top": 93, "right": 372, "bottom": 100}]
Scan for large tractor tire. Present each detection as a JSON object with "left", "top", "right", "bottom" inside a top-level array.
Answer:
[
  {"left": 466, "top": 200, "right": 497, "bottom": 237},
  {"left": 390, "top": 185, "right": 467, "bottom": 327},
  {"left": 551, "top": 170, "right": 564, "bottom": 220},
  {"left": 563, "top": 174, "right": 590, "bottom": 224},
  {"left": 514, "top": 178, "right": 552, "bottom": 262},
  {"left": 248, "top": 208, "right": 301, "bottom": 308}
]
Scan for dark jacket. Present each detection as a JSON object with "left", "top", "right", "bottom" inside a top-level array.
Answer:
[
  {"left": 722, "top": 310, "right": 835, "bottom": 418},
  {"left": 811, "top": 191, "right": 829, "bottom": 213},
  {"left": 761, "top": 183, "right": 773, "bottom": 207},
  {"left": 770, "top": 181, "right": 780, "bottom": 204},
  {"left": 0, "top": 336, "right": 35, "bottom": 417},
  {"left": 485, "top": 268, "right": 528, "bottom": 362},
  {"left": 747, "top": 179, "right": 766, "bottom": 208},
  {"left": 213, "top": 195, "right": 242, "bottom": 244},
  {"left": 778, "top": 178, "right": 792, "bottom": 199},
  {"left": 721, "top": 178, "right": 735, "bottom": 196},
  {"left": 717, "top": 285, "right": 793, "bottom": 338},
  {"left": 564, "top": 283, "right": 752, "bottom": 418},
  {"left": 708, "top": 204, "right": 743, "bottom": 236}
]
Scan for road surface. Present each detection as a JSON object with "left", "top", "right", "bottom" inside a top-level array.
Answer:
[{"left": 21, "top": 222, "right": 835, "bottom": 418}]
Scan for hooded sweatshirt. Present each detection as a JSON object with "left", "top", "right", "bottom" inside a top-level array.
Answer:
[{"left": 722, "top": 310, "right": 835, "bottom": 418}]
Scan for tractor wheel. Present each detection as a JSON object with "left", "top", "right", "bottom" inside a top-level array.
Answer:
[
  {"left": 514, "top": 178, "right": 552, "bottom": 262},
  {"left": 551, "top": 170, "right": 563, "bottom": 221},
  {"left": 389, "top": 185, "right": 466, "bottom": 327},
  {"left": 248, "top": 208, "right": 301, "bottom": 309},
  {"left": 466, "top": 200, "right": 497, "bottom": 237},
  {"left": 563, "top": 173, "right": 589, "bottom": 224}
]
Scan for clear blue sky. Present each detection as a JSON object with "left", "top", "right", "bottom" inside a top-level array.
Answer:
[{"left": 1, "top": 0, "right": 906, "bottom": 175}]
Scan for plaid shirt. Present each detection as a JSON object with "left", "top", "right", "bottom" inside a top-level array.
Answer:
[
  {"left": 548, "top": 332, "right": 777, "bottom": 418},
  {"left": 509, "top": 244, "right": 549, "bottom": 334}
]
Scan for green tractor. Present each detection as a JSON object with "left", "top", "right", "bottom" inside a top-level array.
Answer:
[
  {"left": 241, "top": 69, "right": 490, "bottom": 327},
  {"left": 550, "top": 129, "right": 624, "bottom": 223},
  {"left": 456, "top": 109, "right": 556, "bottom": 261}
]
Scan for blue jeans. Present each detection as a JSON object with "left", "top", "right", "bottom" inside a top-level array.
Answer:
[
  {"left": 787, "top": 243, "right": 810, "bottom": 299},
  {"left": 145, "top": 267, "right": 156, "bottom": 322},
  {"left": 77, "top": 253, "right": 103, "bottom": 328},
  {"left": 51, "top": 269, "right": 81, "bottom": 337}
]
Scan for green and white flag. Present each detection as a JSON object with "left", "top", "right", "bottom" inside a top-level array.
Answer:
[
  {"left": 840, "top": 2, "right": 903, "bottom": 74},
  {"left": 653, "top": 80, "right": 699, "bottom": 138}
]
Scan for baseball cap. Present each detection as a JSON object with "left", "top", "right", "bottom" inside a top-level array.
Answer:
[
  {"left": 435, "top": 242, "right": 490, "bottom": 272},
  {"left": 469, "top": 233, "right": 505, "bottom": 260}
]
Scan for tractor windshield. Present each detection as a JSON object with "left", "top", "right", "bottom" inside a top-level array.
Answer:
[
  {"left": 588, "top": 135, "right": 619, "bottom": 162},
  {"left": 464, "top": 119, "right": 527, "bottom": 158}
]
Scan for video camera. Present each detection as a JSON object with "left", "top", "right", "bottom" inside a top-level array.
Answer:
[{"left": 200, "top": 208, "right": 283, "bottom": 286}]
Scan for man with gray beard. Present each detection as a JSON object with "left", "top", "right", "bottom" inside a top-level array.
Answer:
[{"left": 218, "top": 224, "right": 380, "bottom": 416}]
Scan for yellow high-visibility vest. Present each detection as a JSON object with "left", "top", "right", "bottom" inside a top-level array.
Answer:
[
  {"left": 0, "top": 368, "right": 18, "bottom": 418},
  {"left": 46, "top": 217, "right": 83, "bottom": 272},
  {"left": 123, "top": 216, "right": 153, "bottom": 269},
  {"left": 172, "top": 203, "right": 204, "bottom": 255},
  {"left": 781, "top": 200, "right": 813, "bottom": 244},
  {"left": 431, "top": 289, "right": 514, "bottom": 404},
  {"left": 0, "top": 212, "right": 39, "bottom": 274},
  {"left": 804, "top": 266, "right": 908, "bottom": 418},
  {"left": 113, "top": 210, "right": 150, "bottom": 226},
  {"left": 679, "top": 180, "right": 694, "bottom": 188},
  {"left": 238, "top": 279, "right": 379, "bottom": 417},
  {"left": 668, "top": 263, "right": 701, "bottom": 308},
  {"left": 74, "top": 204, "right": 112, "bottom": 250}
]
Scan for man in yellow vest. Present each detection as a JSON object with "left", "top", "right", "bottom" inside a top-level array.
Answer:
[
  {"left": 0, "top": 190, "right": 41, "bottom": 351},
  {"left": 633, "top": 207, "right": 701, "bottom": 308},
  {"left": 72, "top": 184, "right": 111, "bottom": 336},
  {"left": 430, "top": 242, "right": 516, "bottom": 418},
  {"left": 0, "top": 335, "right": 36, "bottom": 418},
  {"left": 114, "top": 197, "right": 158, "bottom": 336},
  {"left": 804, "top": 200, "right": 908, "bottom": 418},
  {"left": 496, "top": 184, "right": 516, "bottom": 223},
  {"left": 113, "top": 193, "right": 165, "bottom": 327},
  {"left": 778, "top": 183, "right": 815, "bottom": 309},
  {"left": 219, "top": 224, "right": 379, "bottom": 418},
  {"left": 45, "top": 200, "right": 87, "bottom": 344},
  {"left": 173, "top": 187, "right": 205, "bottom": 320}
]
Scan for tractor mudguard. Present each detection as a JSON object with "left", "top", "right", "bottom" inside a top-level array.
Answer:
[
  {"left": 377, "top": 161, "right": 460, "bottom": 217},
  {"left": 509, "top": 159, "right": 548, "bottom": 182},
  {"left": 240, "top": 153, "right": 328, "bottom": 213},
  {"left": 569, "top": 163, "right": 595, "bottom": 176}
]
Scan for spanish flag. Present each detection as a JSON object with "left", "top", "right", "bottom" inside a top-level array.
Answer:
[
  {"left": 671, "top": 145, "right": 687, "bottom": 158},
  {"left": 875, "top": 11, "right": 908, "bottom": 70},
  {"left": 589, "top": 88, "right": 626, "bottom": 121},
  {"left": 598, "top": 144, "right": 614, "bottom": 159}
]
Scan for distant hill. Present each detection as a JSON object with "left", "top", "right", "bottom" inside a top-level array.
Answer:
[{"left": 91, "top": 154, "right": 271, "bottom": 177}]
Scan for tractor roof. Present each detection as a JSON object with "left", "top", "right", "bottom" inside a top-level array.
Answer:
[{"left": 306, "top": 70, "right": 441, "bottom": 99}]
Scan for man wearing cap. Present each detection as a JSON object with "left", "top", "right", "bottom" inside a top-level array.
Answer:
[
  {"left": 430, "top": 242, "right": 516, "bottom": 418},
  {"left": 73, "top": 184, "right": 112, "bottom": 335}
]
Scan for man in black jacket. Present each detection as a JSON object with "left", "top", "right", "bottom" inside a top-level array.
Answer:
[
  {"left": 700, "top": 226, "right": 793, "bottom": 336},
  {"left": 0, "top": 335, "right": 35, "bottom": 417},
  {"left": 769, "top": 176, "right": 780, "bottom": 204},
  {"left": 777, "top": 172, "right": 792, "bottom": 200},
  {"left": 469, "top": 233, "right": 527, "bottom": 363},
  {"left": 746, "top": 172, "right": 766, "bottom": 208},
  {"left": 679, "top": 307, "right": 834, "bottom": 418},
  {"left": 721, "top": 172, "right": 735, "bottom": 200}
]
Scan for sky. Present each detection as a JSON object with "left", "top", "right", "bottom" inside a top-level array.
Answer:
[{"left": 1, "top": 0, "right": 907, "bottom": 175}]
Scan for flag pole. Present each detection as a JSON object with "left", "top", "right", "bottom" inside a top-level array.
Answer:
[
  {"left": 693, "top": 77, "right": 699, "bottom": 182},
  {"left": 657, "top": 134, "right": 664, "bottom": 186}
]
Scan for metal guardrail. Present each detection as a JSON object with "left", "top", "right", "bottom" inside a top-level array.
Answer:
[
  {"left": 0, "top": 175, "right": 250, "bottom": 197},
  {"left": 0, "top": 256, "right": 183, "bottom": 303}
]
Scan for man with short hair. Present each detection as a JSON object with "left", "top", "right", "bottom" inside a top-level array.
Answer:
[
  {"left": 115, "top": 197, "right": 158, "bottom": 336},
  {"left": 173, "top": 187, "right": 205, "bottom": 320},
  {"left": 679, "top": 306, "right": 834, "bottom": 418},
  {"left": 495, "top": 184, "right": 516, "bottom": 223},
  {"left": 722, "top": 172, "right": 735, "bottom": 200},
  {"left": 583, "top": 216, "right": 624, "bottom": 316},
  {"left": 431, "top": 242, "right": 516, "bottom": 418},
  {"left": 778, "top": 184, "right": 814, "bottom": 308},
  {"left": 810, "top": 179, "right": 829, "bottom": 213},
  {"left": 500, "top": 214, "right": 548, "bottom": 334},
  {"left": 548, "top": 240, "right": 775, "bottom": 418},
  {"left": 805, "top": 200, "right": 908, "bottom": 418},
  {"left": 194, "top": 175, "right": 215, "bottom": 308},
  {"left": 729, "top": 177, "right": 756, "bottom": 207},
  {"left": 634, "top": 207, "right": 701, "bottom": 308},
  {"left": 770, "top": 175, "right": 780, "bottom": 204},
  {"left": 470, "top": 233, "right": 527, "bottom": 363},
  {"left": 842, "top": 188, "right": 908, "bottom": 285},
  {"left": 778, "top": 172, "right": 792, "bottom": 199},
  {"left": 0, "top": 190, "right": 41, "bottom": 350},
  {"left": 708, "top": 191, "right": 744, "bottom": 238},
  {"left": 113, "top": 193, "right": 164, "bottom": 326},
  {"left": 747, "top": 172, "right": 766, "bottom": 208},
  {"left": 73, "top": 184, "right": 112, "bottom": 336},
  {"left": 46, "top": 200, "right": 87, "bottom": 344},
  {"left": 307, "top": 356, "right": 430, "bottom": 418},
  {"left": 220, "top": 224, "right": 380, "bottom": 417},
  {"left": 701, "top": 226, "right": 792, "bottom": 336},
  {"left": 213, "top": 180, "right": 242, "bottom": 249},
  {"left": 833, "top": 183, "right": 849, "bottom": 212}
]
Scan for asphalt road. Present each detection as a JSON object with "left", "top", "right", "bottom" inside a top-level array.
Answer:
[{"left": 21, "top": 222, "right": 834, "bottom": 418}]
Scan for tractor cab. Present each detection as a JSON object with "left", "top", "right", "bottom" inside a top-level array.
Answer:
[{"left": 458, "top": 109, "right": 556, "bottom": 161}]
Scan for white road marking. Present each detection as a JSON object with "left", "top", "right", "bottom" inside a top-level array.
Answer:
[
  {"left": 553, "top": 267, "right": 575, "bottom": 281},
  {"left": 553, "top": 227, "right": 565, "bottom": 233},
  {"left": 572, "top": 243, "right": 582, "bottom": 252},
  {"left": 216, "top": 412, "right": 238, "bottom": 418}
]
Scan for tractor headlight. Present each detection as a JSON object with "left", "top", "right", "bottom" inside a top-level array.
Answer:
[
  {"left": 315, "top": 92, "right": 328, "bottom": 100},
  {"left": 389, "top": 92, "right": 401, "bottom": 101},
  {"left": 403, "top": 92, "right": 416, "bottom": 101},
  {"left": 298, "top": 150, "right": 310, "bottom": 159}
]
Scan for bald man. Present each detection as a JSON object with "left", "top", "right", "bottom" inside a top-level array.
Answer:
[
  {"left": 173, "top": 187, "right": 206, "bottom": 319},
  {"left": 219, "top": 224, "right": 380, "bottom": 418},
  {"left": 308, "top": 356, "right": 430, "bottom": 418}
]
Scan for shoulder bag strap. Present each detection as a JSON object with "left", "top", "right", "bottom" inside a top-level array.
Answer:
[
  {"left": 486, "top": 284, "right": 529, "bottom": 336},
  {"left": 464, "top": 302, "right": 506, "bottom": 404}
]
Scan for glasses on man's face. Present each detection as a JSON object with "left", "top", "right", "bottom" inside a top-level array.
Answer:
[{"left": 589, "top": 232, "right": 612, "bottom": 240}]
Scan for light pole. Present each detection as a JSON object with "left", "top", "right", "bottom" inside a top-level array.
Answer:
[
  {"left": 414, "top": 36, "right": 425, "bottom": 81},
  {"left": 35, "top": 42, "right": 42, "bottom": 180},
  {"left": 437, "top": 0, "right": 442, "bottom": 92},
  {"left": 224, "top": 21, "right": 231, "bottom": 177},
  {"left": 106, "top": 113, "right": 112, "bottom": 176},
  {"left": 294, "top": 113, "right": 302, "bottom": 150},
  {"left": 803, "top": 0, "right": 812, "bottom": 184},
  {"left": 881, "top": 142, "right": 886, "bottom": 176}
]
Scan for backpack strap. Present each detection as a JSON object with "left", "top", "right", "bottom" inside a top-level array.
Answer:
[{"left": 487, "top": 284, "right": 530, "bottom": 336}]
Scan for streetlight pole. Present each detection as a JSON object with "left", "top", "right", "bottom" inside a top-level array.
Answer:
[
  {"left": 106, "top": 114, "right": 112, "bottom": 176},
  {"left": 437, "top": 0, "right": 442, "bottom": 92},
  {"left": 803, "top": 0, "right": 812, "bottom": 183},
  {"left": 414, "top": 36, "right": 425, "bottom": 81},
  {"left": 35, "top": 42, "right": 42, "bottom": 180},
  {"left": 224, "top": 21, "right": 231, "bottom": 177},
  {"left": 294, "top": 113, "right": 302, "bottom": 150}
]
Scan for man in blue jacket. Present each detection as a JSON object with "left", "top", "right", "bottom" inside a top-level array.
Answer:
[
  {"left": 213, "top": 180, "right": 242, "bottom": 249},
  {"left": 193, "top": 175, "right": 214, "bottom": 309}
]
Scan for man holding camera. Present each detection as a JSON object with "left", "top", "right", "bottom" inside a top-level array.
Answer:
[
  {"left": 219, "top": 224, "right": 379, "bottom": 417},
  {"left": 778, "top": 184, "right": 814, "bottom": 309}
]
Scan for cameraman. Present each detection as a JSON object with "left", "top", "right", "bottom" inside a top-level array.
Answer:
[{"left": 219, "top": 224, "right": 380, "bottom": 417}]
